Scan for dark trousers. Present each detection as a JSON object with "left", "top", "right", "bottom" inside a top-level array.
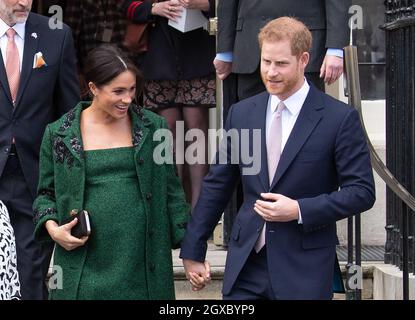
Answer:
[
  {"left": 223, "top": 247, "right": 276, "bottom": 300},
  {"left": 0, "top": 151, "right": 53, "bottom": 300}
]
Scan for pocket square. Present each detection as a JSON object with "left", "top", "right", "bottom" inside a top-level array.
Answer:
[{"left": 33, "top": 52, "right": 47, "bottom": 69}]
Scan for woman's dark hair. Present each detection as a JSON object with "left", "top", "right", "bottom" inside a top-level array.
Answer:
[{"left": 83, "top": 45, "right": 144, "bottom": 95}]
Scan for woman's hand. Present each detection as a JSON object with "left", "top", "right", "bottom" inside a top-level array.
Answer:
[
  {"left": 46, "top": 219, "right": 89, "bottom": 251},
  {"left": 177, "top": 0, "right": 210, "bottom": 11},
  {"left": 151, "top": 0, "right": 183, "bottom": 22}
]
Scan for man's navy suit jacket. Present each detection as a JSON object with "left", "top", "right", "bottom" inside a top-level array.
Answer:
[
  {"left": 0, "top": 13, "right": 80, "bottom": 198},
  {"left": 180, "top": 85, "right": 375, "bottom": 299}
]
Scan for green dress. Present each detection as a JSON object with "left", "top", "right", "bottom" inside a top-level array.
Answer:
[{"left": 77, "top": 146, "right": 148, "bottom": 299}]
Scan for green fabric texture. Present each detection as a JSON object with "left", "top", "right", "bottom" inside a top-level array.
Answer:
[
  {"left": 33, "top": 101, "right": 190, "bottom": 300},
  {"left": 77, "top": 147, "right": 148, "bottom": 299}
]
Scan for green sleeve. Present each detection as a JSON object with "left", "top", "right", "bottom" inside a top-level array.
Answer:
[{"left": 33, "top": 125, "right": 59, "bottom": 243}]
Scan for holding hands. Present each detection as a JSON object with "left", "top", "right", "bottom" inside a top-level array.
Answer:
[{"left": 182, "top": 259, "right": 211, "bottom": 291}]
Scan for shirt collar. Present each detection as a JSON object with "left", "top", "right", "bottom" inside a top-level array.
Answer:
[
  {"left": 270, "top": 78, "right": 310, "bottom": 116},
  {"left": 0, "top": 18, "right": 26, "bottom": 40}
]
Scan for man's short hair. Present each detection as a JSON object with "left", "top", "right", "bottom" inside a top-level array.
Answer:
[{"left": 258, "top": 17, "right": 312, "bottom": 57}]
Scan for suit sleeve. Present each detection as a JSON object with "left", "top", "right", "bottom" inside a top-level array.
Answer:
[
  {"left": 325, "top": 0, "right": 351, "bottom": 49},
  {"left": 298, "top": 108, "right": 376, "bottom": 232},
  {"left": 33, "top": 126, "right": 58, "bottom": 243},
  {"left": 54, "top": 25, "right": 80, "bottom": 117},
  {"left": 217, "top": 0, "right": 239, "bottom": 53},
  {"left": 179, "top": 104, "right": 241, "bottom": 262}
]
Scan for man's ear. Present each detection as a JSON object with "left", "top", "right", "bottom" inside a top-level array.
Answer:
[{"left": 299, "top": 52, "right": 310, "bottom": 69}]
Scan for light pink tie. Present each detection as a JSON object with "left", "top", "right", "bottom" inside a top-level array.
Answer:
[
  {"left": 255, "top": 101, "right": 285, "bottom": 253},
  {"left": 5, "top": 28, "right": 20, "bottom": 105}
]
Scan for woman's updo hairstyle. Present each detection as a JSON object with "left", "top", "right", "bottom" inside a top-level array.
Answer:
[{"left": 83, "top": 45, "right": 144, "bottom": 96}]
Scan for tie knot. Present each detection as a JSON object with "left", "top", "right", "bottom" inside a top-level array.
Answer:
[
  {"left": 6, "top": 28, "right": 16, "bottom": 39},
  {"left": 276, "top": 101, "right": 285, "bottom": 116}
]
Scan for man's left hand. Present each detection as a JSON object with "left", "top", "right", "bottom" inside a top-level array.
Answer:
[
  {"left": 319, "top": 55, "right": 344, "bottom": 85},
  {"left": 254, "top": 193, "right": 299, "bottom": 222}
]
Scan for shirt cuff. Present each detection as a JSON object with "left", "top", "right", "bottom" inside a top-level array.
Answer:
[
  {"left": 326, "top": 48, "right": 344, "bottom": 58},
  {"left": 216, "top": 52, "right": 233, "bottom": 62},
  {"left": 297, "top": 202, "right": 303, "bottom": 224}
]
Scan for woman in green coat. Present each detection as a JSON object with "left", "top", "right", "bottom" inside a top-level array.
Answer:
[{"left": 33, "top": 45, "right": 190, "bottom": 300}]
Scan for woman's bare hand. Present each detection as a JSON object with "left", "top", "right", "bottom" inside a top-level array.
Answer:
[
  {"left": 46, "top": 219, "right": 89, "bottom": 251},
  {"left": 177, "top": 0, "right": 210, "bottom": 11},
  {"left": 152, "top": 0, "right": 183, "bottom": 22}
]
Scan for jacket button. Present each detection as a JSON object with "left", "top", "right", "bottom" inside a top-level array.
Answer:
[
  {"left": 149, "top": 264, "right": 155, "bottom": 272},
  {"left": 146, "top": 193, "right": 152, "bottom": 200},
  {"left": 139, "top": 158, "right": 144, "bottom": 165}
]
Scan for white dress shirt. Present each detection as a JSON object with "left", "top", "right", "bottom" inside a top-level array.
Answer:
[
  {"left": 0, "top": 18, "right": 25, "bottom": 72},
  {"left": 265, "top": 78, "right": 310, "bottom": 223},
  {"left": 266, "top": 79, "right": 310, "bottom": 152}
]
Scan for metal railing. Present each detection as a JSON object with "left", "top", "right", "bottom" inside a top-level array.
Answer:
[{"left": 383, "top": 0, "right": 415, "bottom": 300}]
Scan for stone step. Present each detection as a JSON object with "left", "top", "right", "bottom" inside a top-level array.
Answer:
[{"left": 173, "top": 244, "right": 383, "bottom": 300}]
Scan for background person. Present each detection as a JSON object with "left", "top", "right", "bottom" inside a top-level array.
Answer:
[
  {"left": 214, "top": 0, "right": 351, "bottom": 99},
  {"left": 123, "top": 0, "right": 216, "bottom": 207},
  {"left": 0, "top": 200, "right": 21, "bottom": 300},
  {"left": 0, "top": 0, "right": 80, "bottom": 299}
]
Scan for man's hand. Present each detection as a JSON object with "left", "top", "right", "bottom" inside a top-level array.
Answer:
[
  {"left": 45, "top": 219, "right": 89, "bottom": 251},
  {"left": 254, "top": 193, "right": 299, "bottom": 222},
  {"left": 182, "top": 259, "right": 211, "bottom": 291},
  {"left": 319, "top": 55, "right": 344, "bottom": 85},
  {"left": 213, "top": 59, "right": 232, "bottom": 80}
]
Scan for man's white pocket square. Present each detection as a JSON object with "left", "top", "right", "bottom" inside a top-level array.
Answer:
[{"left": 33, "top": 52, "right": 47, "bottom": 69}]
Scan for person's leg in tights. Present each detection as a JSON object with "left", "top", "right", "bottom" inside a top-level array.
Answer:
[
  {"left": 157, "top": 107, "right": 184, "bottom": 179},
  {"left": 182, "top": 106, "right": 209, "bottom": 208}
]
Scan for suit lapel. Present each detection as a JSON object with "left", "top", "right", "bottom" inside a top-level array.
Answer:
[
  {"left": 270, "top": 86, "right": 324, "bottom": 189},
  {"left": 250, "top": 92, "right": 270, "bottom": 191},
  {"left": 15, "top": 14, "right": 39, "bottom": 109},
  {"left": 0, "top": 51, "right": 12, "bottom": 102}
]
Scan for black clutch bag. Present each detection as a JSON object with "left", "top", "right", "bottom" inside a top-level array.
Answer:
[{"left": 70, "top": 210, "right": 91, "bottom": 238}]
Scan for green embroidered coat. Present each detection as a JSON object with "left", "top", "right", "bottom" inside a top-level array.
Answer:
[{"left": 33, "top": 102, "right": 190, "bottom": 300}]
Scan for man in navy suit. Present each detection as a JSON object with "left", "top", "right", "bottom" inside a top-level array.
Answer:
[
  {"left": 0, "top": 0, "right": 79, "bottom": 299},
  {"left": 180, "top": 17, "right": 375, "bottom": 299}
]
